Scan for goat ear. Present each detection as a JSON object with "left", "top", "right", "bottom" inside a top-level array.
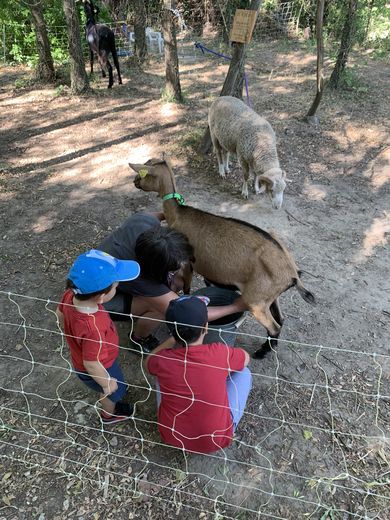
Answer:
[
  {"left": 162, "top": 153, "right": 174, "bottom": 170},
  {"left": 128, "top": 163, "right": 151, "bottom": 174}
]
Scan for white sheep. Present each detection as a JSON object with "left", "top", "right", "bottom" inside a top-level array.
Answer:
[{"left": 208, "top": 95, "right": 286, "bottom": 209}]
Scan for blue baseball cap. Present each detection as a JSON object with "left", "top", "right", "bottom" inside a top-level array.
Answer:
[{"left": 68, "top": 249, "right": 140, "bottom": 295}]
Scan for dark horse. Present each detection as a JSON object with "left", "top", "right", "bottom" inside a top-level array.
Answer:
[{"left": 83, "top": 0, "right": 122, "bottom": 88}]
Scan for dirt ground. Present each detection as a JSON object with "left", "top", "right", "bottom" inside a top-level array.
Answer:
[{"left": 0, "top": 37, "right": 389, "bottom": 520}]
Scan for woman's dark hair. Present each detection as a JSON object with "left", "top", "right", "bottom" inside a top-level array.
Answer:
[
  {"left": 172, "top": 324, "right": 206, "bottom": 346},
  {"left": 66, "top": 279, "right": 113, "bottom": 300},
  {"left": 135, "top": 227, "right": 194, "bottom": 284}
]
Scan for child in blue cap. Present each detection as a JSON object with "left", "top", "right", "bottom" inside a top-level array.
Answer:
[{"left": 56, "top": 250, "right": 140, "bottom": 424}]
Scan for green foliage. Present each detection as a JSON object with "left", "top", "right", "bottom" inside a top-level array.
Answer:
[
  {"left": 160, "top": 86, "right": 187, "bottom": 104},
  {"left": 14, "top": 76, "right": 33, "bottom": 89},
  {"left": 0, "top": 0, "right": 389, "bottom": 66},
  {"left": 338, "top": 67, "right": 369, "bottom": 92}
]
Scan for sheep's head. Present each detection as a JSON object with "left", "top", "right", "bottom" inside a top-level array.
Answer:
[
  {"left": 258, "top": 168, "right": 286, "bottom": 209},
  {"left": 130, "top": 158, "right": 172, "bottom": 198}
]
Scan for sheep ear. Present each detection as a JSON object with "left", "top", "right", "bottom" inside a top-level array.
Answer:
[
  {"left": 258, "top": 174, "right": 274, "bottom": 188},
  {"left": 282, "top": 170, "right": 287, "bottom": 179}
]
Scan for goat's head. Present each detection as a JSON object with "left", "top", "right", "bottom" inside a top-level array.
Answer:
[
  {"left": 130, "top": 158, "right": 176, "bottom": 198},
  {"left": 258, "top": 168, "right": 286, "bottom": 209}
]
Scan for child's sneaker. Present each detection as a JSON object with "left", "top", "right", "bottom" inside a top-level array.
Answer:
[
  {"left": 128, "top": 333, "right": 159, "bottom": 355},
  {"left": 100, "top": 402, "right": 134, "bottom": 424}
]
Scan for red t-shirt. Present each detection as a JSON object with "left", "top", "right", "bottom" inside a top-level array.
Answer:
[
  {"left": 58, "top": 289, "right": 119, "bottom": 372},
  {"left": 147, "top": 342, "right": 246, "bottom": 454}
]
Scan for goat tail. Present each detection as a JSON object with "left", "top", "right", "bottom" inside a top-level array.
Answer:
[{"left": 294, "top": 278, "right": 316, "bottom": 305}]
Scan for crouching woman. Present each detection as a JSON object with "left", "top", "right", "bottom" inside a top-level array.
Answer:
[{"left": 144, "top": 296, "right": 252, "bottom": 453}]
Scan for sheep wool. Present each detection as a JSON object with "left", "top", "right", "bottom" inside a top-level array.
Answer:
[{"left": 208, "top": 96, "right": 286, "bottom": 209}]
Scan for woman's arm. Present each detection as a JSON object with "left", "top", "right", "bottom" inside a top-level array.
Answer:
[
  {"left": 148, "top": 211, "right": 165, "bottom": 222},
  {"left": 207, "top": 296, "right": 248, "bottom": 322},
  {"left": 133, "top": 290, "right": 179, "bottom": 317}
]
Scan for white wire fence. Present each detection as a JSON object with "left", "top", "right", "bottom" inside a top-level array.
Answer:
[
  {"left": 1, "top": 289, "right": 389, "bottom": 519},
  {"left": 0, "top": 5, "right": 298, "bottom": 65}
]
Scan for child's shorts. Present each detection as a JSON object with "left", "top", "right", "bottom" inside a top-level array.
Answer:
[{"left": 77, "top": 360, "right": 127, "bottom": 403}]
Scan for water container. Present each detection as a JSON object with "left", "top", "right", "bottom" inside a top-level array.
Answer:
[{"left": 192, "top": 286, "right": 244, "bottom": 346}]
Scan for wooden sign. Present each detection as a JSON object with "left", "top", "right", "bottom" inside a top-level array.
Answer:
[{"left": 230, "top": 9, "right": 258, "bottom": 44}]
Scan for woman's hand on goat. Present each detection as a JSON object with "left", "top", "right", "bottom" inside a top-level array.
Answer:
[
  {"left": 207, "top": 298, "right": 248, "bottom": 322},
  {"left": 232, "top": 297, "right": 249, "bottom": 313}
]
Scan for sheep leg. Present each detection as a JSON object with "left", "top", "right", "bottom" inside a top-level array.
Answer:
[
  {"left": 255, "top": 175, "right": 266, "bottom": 195},
  {"left": 223, "top": 151, "right": 231, "bottom": 174},
  {"left": 240, "top": 159, "right": 250, "bottom": 199},
  {"left": 211, "top": 135, "right": 225, "bottom": 178}
]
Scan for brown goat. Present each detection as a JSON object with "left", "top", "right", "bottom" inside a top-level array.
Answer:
[{"left": 130, "top": 157, "right": 315, "bottom": 358}]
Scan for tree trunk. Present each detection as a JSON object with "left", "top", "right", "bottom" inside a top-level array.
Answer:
[
  {"left": 134, "top": 0, "right": 147, "bottom": 63},
  {"left": 200, "top": 0, "right": 262, "bottom": 154},
  {"left": 63, "top": 0, "right": 89, "bottom": 93},
  {"left": 328, "top": 0, "right": 358, "bottom": 89},
  {"left": 161, "top": 1, "right": 183, "bottom": 102},
  {"left": 364, "top": 0, "right": 375, "bottom": 40},
  {"left": 29, "top": 1, "right": 55, "bottom": 83},
  {"left": 305, "top": 0, "right": 325, "bottom": 122}
]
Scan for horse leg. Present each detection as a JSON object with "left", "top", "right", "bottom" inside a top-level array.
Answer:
[
  {"left": 96, "top": 51, "right": 105, "bottom": 77},
  {"left": 111, "top": 45, "right": 122, "bottom": 84},
  {"left": 90, "top": 49, "right": 94, "bottom": 74},
  {"left": 106, "top": 57, "right": 113, "bottom": 88},
  {"left": 98, "top": 52, "right": 112, "bottom": 86}
]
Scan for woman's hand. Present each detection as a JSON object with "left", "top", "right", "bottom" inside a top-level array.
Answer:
[{"left": 232, "top": 296, "right": 249, "bottom": 312}]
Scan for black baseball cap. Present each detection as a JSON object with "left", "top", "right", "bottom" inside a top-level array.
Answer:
[{"left": 166, "top": 295, "right": 208, "bottom": 332}]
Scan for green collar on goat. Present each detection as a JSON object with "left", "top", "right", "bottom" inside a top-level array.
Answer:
[{"left": 162, "top": 193, "right": 186, "bottom": 205}]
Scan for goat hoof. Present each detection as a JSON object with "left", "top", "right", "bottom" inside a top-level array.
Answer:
[
  {"left": 119, "top": 80, "right": 123, "bottom": 85},
  {"left": 107, "top": 85, "right": 113, "bottom": 89},
  {"left": 252, "top": 349, "right": 267, "bottom": 359}
]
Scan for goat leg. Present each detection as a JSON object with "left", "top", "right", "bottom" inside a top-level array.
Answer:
[
  {"left": 181, "top": 262, "right": 193, "bottom": 295},
  {"left": 248, "top": 301, "right": 282, "bottom": 359},
  {"left": 252, "top": 333, "right": 279, "bottom": 359},
  {"left": 270, "top": 299, "right": 284, "bottom": 327},
  {"left": 252, "top": 300, "right": 284, "bottom": 358}
]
